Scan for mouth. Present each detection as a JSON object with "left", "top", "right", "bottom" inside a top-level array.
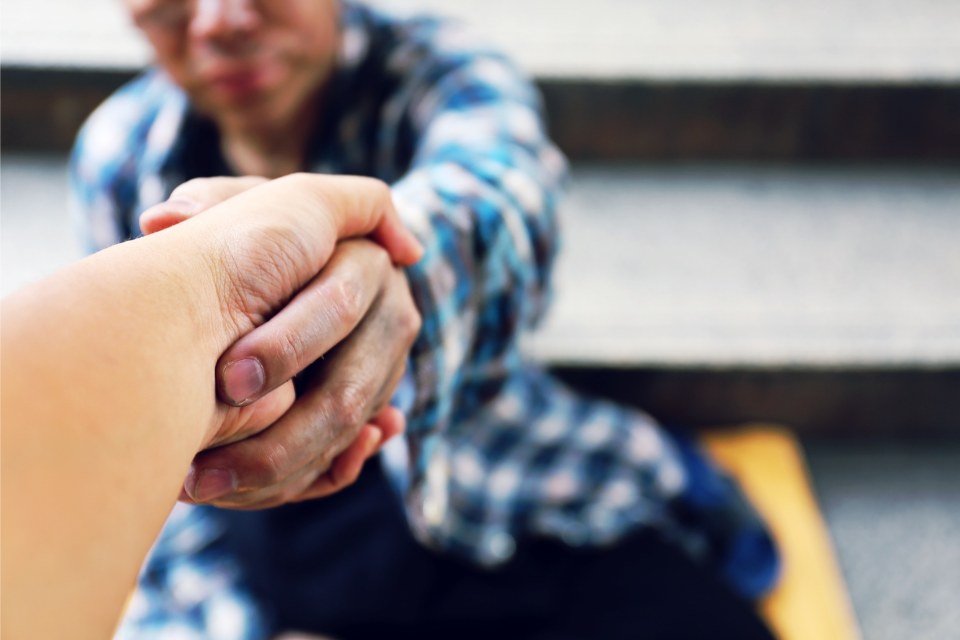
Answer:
[
  {"left": 203, "top": 59, "right": 280, "bottom": 102},
  {"left": 207, "top": 68, "right": 266, "bottom": 99}
]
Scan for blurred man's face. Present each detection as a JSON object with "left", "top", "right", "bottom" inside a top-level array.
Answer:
[{"left": 125, "top": 0, "right": 340, "bottom": 133}]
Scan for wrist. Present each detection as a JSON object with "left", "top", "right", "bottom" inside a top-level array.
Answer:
[{"left": 116, "top": 230, "right": 244, "bottom": 363}]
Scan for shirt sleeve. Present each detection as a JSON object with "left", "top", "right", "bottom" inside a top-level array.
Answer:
[
  {"left": 69, "top": 143, "right": 127, "bottom": 254},
  {"left": 383, "top": 18, "right": 569, "bottom": 544},
  {"left": 69, "top": 74, "right": 163, "bottom": 254}
]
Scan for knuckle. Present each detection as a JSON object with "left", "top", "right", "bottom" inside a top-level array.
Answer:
[
  {"left": 250, "top": 442, "right": 292, "bottom": 486},
  {"left": 287, "top": 173, "right": 335, "bottom": 209},
  {"left": 329, "top": 384, "right": 367, "bottom": 432},
  {"left": 401, "top": 300, "right": 423, "bottom": 341},
  {"left": 272, "top": 326, "right": 308, "bottom": 376},
  {"left": 397, "top": 309, "right": 422, "bottom": 347},
  {"left": 278, "top": 173, "right": 325, "bottom": 208},
  {"left": 358, "top": 175, "right": 389, "bottom": 196},
  {"left": 308, "top": 435, "right": 337, "bottom": 470},
  {"left": 356, "top": 177, "right": 392, "bottom": 211},
  {"left": 315, "top": 450, "right": 336, "bottom": 475},
  {"left": 332, "top": 268, "right": 365, "bottom": 328},
  {"left": 392, "top": 275, "right": 422, "bottom": 342}
]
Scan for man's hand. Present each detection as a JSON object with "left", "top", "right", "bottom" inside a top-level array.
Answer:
[{"left": 141, "top": 175, "right": 422, "bottom": 507}]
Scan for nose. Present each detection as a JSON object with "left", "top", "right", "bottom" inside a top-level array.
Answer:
[{"left": 190, "top": 0, "right": 260, "bottom": 44}]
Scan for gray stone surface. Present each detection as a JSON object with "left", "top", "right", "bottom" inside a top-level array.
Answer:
[
  {"left": 3, "top": 0, "right": 959, "bottom": 80},
  {"left": 527, "top": 163, "right": 960, "bottom": 366},
  {"left": 0, "top": 154, "right": 79, "bottom": 296},
  {"left": 805, "top": 438, "right": 960, "bottom": 640}
]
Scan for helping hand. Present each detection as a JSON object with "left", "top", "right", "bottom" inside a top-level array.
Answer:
[{"left": 141, "top": 175, "right": 422, "bottom": 506}]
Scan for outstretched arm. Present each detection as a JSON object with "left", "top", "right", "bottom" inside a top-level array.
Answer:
[
  {"left": 138, "top": 24, "right": 568, "bottom": 518},
  {"left": 0, "top": 174, "right": 415, "bottom": 639}
]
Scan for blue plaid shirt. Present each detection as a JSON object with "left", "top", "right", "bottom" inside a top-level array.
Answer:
[{"left": 71, "top": 3, "right": 778, "bottom": 638}]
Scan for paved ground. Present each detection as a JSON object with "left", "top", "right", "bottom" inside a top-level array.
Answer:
[
  {"left": 805, "top": 437, "right": 960, "bottom": 640},
  {"left": 3, "top": 0, "right": 959, "bottom": 80}
]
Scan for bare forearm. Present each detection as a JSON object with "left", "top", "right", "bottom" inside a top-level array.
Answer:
[
  {"left": 1, "top": 232, "right": 228, "bottom": 640},
  {"left": 1, "top": 173, "right": 417, "bottom": 639}
]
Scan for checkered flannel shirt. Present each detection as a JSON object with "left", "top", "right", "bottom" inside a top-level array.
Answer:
[{"left": 71, "top": 3, "right": 777, "bottom": 638}]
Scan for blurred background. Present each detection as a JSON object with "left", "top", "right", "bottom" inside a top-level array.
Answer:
[{"left": 2, "top": 1, "right": 959, "bottom": 638}]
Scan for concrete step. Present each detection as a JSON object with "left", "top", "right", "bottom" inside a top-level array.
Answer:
[
  {"left": 3, "top": 155, "right": 958, "bottom": 432},
  {"left": 3, "top": 0, "right": 960, "bottom": 158},
  {"left": 4, "top": 0, "right": 959, "bottom": 80},
  {"left": 532, "top": 163, "right": 960, "bottom": 433},
  {"left": 533, "top": 164, "right": 960, "bottom": 367}
]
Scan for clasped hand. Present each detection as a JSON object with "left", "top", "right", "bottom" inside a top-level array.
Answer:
[{"left": 141, "top": 174, "right": 423, "bottom": 508}]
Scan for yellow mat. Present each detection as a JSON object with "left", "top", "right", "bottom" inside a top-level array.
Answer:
[{"left": 703, "top": 425, "right": 861, "bottom": 640}]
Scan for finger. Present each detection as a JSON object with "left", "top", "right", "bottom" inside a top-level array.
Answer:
[
  {"left": 292, "top": 406, "right": 406, "bottom": 502},
  {"left": 367, "top": 404, "right": 406, "bottom": 451},
  {"left": 166, "top": 174, "right": 423, "bottom": 340},
  {"left": 192, "top": 405, "right": 406, "bottom": 507},
  {"left": 296, "top": 425, "right": 383, "bottom": 501},
  {"left": 139, "top": 200, "right": 198, "bottom": 235},
  {"left": 210, "top": 380, "right": 297, "bottom": 449},
  {"left": 188, "top": 453, "right": 320, "bottom": 509},
  {"left": 168, "top": 174, "right": 421, "bottom": 265},
  {"left": 188, "top": 373, "right": 366, "bottom": 505},
  {"left": 190, "top": 275, "right": 417, "bottom": 505},
  {"left": 225, "top": 419, "right": 389, "bottom": 509},
  {"left": 180, "top": 381, "right": 296, "bottom": 503},
  {"left": 140, "top": 176, "right": 268, "bottom": 235},
  {"left": 168, "top": 176, "right": 269, "bottom": 211},
  {"left": 216, "top": 240, "right": 391, "bottom": 406}
]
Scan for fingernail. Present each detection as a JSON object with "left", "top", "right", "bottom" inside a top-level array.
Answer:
[
  {"left": 364, "top": 430, "right": 383, "bottom": 457},
  {"left": 142, "top": 197, "right": 199, "bottom": 217},
  {"left": 220, "top": 357, "right": 265, "bottom": 405},
  {"left": 188, "top": 468, "right": 237, "bottom": 502}
]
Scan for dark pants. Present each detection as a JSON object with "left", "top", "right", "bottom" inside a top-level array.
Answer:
[{"left": 220, "top": 459, "right": 776, "bottom": 640}]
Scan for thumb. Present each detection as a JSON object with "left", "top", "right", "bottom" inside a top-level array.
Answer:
[{"left": 139, "top": 199, "right": 200, "bottom": 235}]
